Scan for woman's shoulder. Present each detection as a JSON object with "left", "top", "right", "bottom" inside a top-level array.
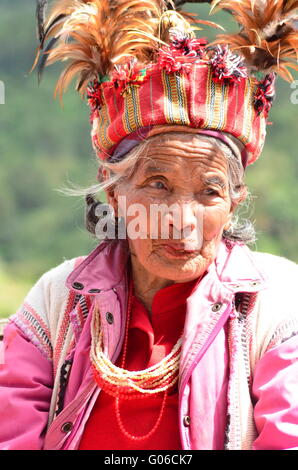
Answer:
[
  {"left": 251, "top": 250, "right": 298, "bottom": 285},
  {"left": 7, "top": 255, "right": 87, "bottom": 360},
  {"left": 36, "top": 255, "right": 87, "bottom": 295},
  {"left": 249, "top": 249, "right": 298, "bottom": 314},
  {"left": 18, "top": 255, "right": 87, "bottom": 311},
  {"left": 248, "top": 250, "right": 298, "bottom": 358}
]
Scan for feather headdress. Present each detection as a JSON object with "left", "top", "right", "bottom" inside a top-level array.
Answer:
[
  {"left": 210, "top": 0, "right": 298, "bottom": 81},
  {"left": 33, "top": 0, "right": 164, "bottom": 98},
  {"left": 31, "top": 0, "right": 298, "bottom": 165},
  {"left": 32, "top": 0, "right": 220, "bottom": 100}
]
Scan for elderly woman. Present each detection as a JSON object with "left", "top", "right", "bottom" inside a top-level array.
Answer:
[{"left": 1, "top": 0, "right": 298, "bottom": 451}]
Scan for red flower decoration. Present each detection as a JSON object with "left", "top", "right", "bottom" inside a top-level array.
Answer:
[
  {"left": 112, "top": 60, "right": 147, "bottom": 95},
  {"left": 157, "top": 47, "right": 193, "bottom": 74},
  {"left": 171, "top": 33, "right": 208, "bottom": 59},
  {"left": 158, "top": 33, "right": 208, "bottom": 74},
  {"left": 208, "top": 45, "right": 247, "bottom": 84},
  {"left": 87, "top": 79, "right": 103, "bottom": 122},
  {"left": 254, "top": 73, "right": 276, "bottom": 118}
]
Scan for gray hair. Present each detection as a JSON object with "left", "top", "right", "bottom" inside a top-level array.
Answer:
[{"left": 66, "top": 132, "right": 256, "bottom": 244}]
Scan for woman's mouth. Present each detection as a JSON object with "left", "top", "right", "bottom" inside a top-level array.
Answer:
[{"left": 157, "top": 242, "right": 201, "bottom": 259}]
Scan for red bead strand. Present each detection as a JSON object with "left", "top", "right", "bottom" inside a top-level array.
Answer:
[
  {"left": 114, "top": 278, "right": 169, "bottom": 440},
  {"left": 114, "top": 390, "right": 168, "bottom": 441}
]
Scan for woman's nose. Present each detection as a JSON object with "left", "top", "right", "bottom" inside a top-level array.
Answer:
[{"left": 168, "top": 202, "right": 203, "bottom": 239}]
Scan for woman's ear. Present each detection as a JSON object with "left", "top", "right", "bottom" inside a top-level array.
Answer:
[
  {"left": 230, "top": 184, "right": 248, "bottom": 211},
  {"left": 225, "top": 185, "right": 248, "bottom": 231}
]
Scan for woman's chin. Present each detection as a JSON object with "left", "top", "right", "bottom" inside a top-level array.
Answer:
[{"left": 146, "top": 252, "right": 209, "bottom": 282}]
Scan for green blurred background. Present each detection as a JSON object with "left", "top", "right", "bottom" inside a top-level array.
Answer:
[{"left": 0, "top": 0, "right": 297, "bottom": 318}]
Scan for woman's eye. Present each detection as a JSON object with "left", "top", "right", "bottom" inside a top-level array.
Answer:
[
  {"left": 204, "top": 188, "right": 220, "bottom": 196},
  {"left": 148, "top": 181, "right": 167, "bottom": 190}
]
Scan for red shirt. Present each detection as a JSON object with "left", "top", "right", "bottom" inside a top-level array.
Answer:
[{"left": 79, "top": 278, "right": 199, "bottom": 450}]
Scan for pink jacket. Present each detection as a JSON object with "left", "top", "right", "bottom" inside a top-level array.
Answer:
[{"left": 0, "top": 239, "right": 298, "bottom": 450}]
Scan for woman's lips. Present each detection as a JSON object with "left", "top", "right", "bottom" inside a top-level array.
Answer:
[{"left": 157, "top": 242, "right": 201, "bottom": 259}]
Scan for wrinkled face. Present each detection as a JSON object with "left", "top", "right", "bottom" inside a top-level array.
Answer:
[{"left": 108, "top": 134, "right": 236, "bottom": 282}]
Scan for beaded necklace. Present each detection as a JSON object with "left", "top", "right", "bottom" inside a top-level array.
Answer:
[{"left": 90, "top": 278, "right": 182, "bottom": 441}]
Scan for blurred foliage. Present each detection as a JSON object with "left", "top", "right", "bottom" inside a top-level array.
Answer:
[
  {"left": 0, "top": 0, "right": 297, "bottom": 317},
  {"left": 0, "top": 264, "right": 32, "bottom": 318}
]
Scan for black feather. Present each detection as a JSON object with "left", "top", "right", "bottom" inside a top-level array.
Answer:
[
  {"left": 37, "top": 36, "right": 59, "bottom": 83},
  {"left": 76, "top": 70, "right": 92, "bottom": 93},
  {"left": 41, "top": 13, "right": 68, "bottom": 49},
  {"left": 36, "top": 0, "right": 48, "bottom": 44},
  {"left": 265, "top": 18, "right": 298, "bottom": 42}
]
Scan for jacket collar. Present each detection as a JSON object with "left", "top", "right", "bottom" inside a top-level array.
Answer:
[
  {"left": 66, "top": 239, "right": 267, "bottom": 296},
  {"left": 66, "top": 239, "right": 130, "bottom": 295},
  {"left": 213, "top": 240, "right": 267, "bottom": 293}
]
